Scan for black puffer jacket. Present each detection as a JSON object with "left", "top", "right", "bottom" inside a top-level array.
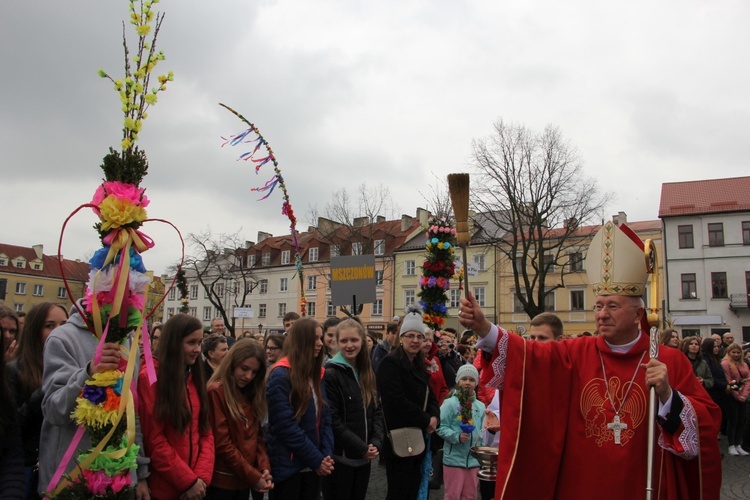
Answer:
[{"left": 324, "top": 359, "right": 385, "bottom": 467}]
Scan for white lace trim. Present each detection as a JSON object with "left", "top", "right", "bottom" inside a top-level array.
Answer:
[
  {"left": 658, "top": 392, "right": 699, "bottom": 460},
  {"left": 487, "top": 329, "right": 508, "bottom": 390}
]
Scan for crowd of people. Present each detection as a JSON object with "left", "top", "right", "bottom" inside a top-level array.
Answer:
[
  {"left": 659, "top": 328, "right": 750, "bottom": 457},
  {"left": 0, "top": 302, "right": 485, "bottom": 500},
  {"left": 0, "top": 222, "right": 740, "bottom": 500}
]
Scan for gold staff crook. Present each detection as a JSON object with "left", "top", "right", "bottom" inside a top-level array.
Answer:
[{"left": 644, "top": 238, "right": 660, "bottom": 500}]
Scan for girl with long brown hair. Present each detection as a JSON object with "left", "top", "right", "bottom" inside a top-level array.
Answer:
[
  {"left": 6, "top": 302, "right": 67, "bottom": 497},
  {"left": 266, "top": 317, "right": 334, "bottom": 500},
  {"left": 721, "top": 343, "right": 750, "bottom": 456},
  {"left": 138, "top": 314, "right": 214, "bottom": 499},
  {"left": 322, "top": 318, "right": 384, "bottom": 500},
  {"left": 206, "top": 339, "right": 272, "bottom": 499}
]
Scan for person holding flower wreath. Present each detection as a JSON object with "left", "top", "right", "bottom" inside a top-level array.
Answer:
[
  {"left": 38, "top": 302, "right": 151, "bottom": 498},
  {"left": 721, "top": 343, "right": 750, "bottom": 456},
  {"left": 437, "top": 364, "right": 485, "bottom": 500}
]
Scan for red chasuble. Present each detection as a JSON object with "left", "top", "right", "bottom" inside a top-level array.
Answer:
[{"left": 481, "top": 331, "right": 722, "bottom": 500}]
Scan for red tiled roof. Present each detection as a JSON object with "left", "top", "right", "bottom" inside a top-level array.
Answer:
[
  {"left": 0, "top": 243, "right": 90, "bottom": 281},
  {"left": 659, "top": 176, "right": 750, "bottom": 217}
]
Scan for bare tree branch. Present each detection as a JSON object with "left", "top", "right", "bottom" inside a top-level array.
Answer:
[{"left": 472, "top": 120, "right": 613, "bottom": 318}]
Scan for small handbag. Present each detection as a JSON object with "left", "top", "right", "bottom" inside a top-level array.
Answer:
[{"left": 386, "top": 385, "right": 428, "bottom": 457}]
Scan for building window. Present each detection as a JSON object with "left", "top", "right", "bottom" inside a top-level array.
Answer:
[
  {"left": 189, "top": 307, "right": 197, "bottom": 317},
  {"left": 473, "top": 287, "right": 486, "bottom": 307},
  {"left": 15, "top": 260, "right": 25, "bottom": 268},
  {"left": 307, "top": 275, "right": 317, "bottom": 291},
  {"left": 245, "top": 281, "right": 254, "bottom": 294},
  {"left": 405, "top": 260, "right": 416, "bottom": 276},
  {"left": 33, "top": 284, "right": 44, "bottom": 296},
  {"left": 682, "top": 328, "right": 701, "bottom": 337},
  {"left": 167, "top": 307, "right": 174, "bottom": 319},
  {"left": 544, "top": 290, "right": 556, "bottom": 312},
  {"left": 375, "top": 270, "right": 384, "bottom": 286},
  {"left": 259, "top": 280, "right": 268, "bottom": 294},
  {"left": 352, "top": 243, "right": 362, "bottom": 256},
  {"left": 15, "top": 282, "right": 26, "bottom": 295},
  {"left": 216, "top": 283, "right": 225, "bottom": 297},
  {"left": 330, "top": 245, "right": 340, "bottom": 258},
  {"left": 708, "top": 223, "right": 724, "bottom": 247},
  {"left": 57, "top": 286, "right": 67, "bottom": 299},
  {"left": 258, "top": 304, "right": 267, "bottom": 318},
  {"left": 308, "top": 301, "right": 316, "bottom": 317},
  {"left": 13, "top": 303, "right": 23, "bottom": 312},
  {"left": 569, "top": 252, "right": 584, "bottom": 272},
  {"left": 327, "top": 273, "right": 332, "bottom": 289},
  {"left": 262, "top": 253, "right": 271, "bottom": 266},
  {"left": 405, "top": 289, "right": 416, "bottom": 306},
  {"left": 190, "top": 284, "right": 198, "bottom": 300},
  {"left": 449, "top": 289, "right": 461, "bottom": 308},
  {"left": 678, "top": 225, "right": 694, "bottom": 249},
  {"left": 280, "top": 277, "right": 288, "bottom": 292},
  {"left": 204, "top": 287, "right": 210, "bottom": 298},
  {"left": 570, "top": 290, "right": 585, "bottom": 311},
  {"left": 543, "top": 254, "right": 555, "bottom": 273},
  {"left": 278, "top": 303, "right": 287, "bottom": 317},
  {"left": 743, "top": 222, "right": 750, "bottom": 245},
  {"left": 33, "top": 263, "right": 41, "bottom": 270},
  {"left": 681, "top": 273, "right": 697, "bottom": 299},
  {"left": 203, "top": 307, "right": 212, "bottom": 321},
  {"left": 248, "top": 255, "right": 256, "bottom": 267},
  {"left": 474, "top": 254, "right": 485, "bottom": 271},
  {"left": 711, "top": 272, "right": 727, "bottom": 298},
  {"left": 168, "top": 287, "right": 176, "bottom": 300},
  {"left": 281, "top": 250, "right": 290, "bottom": 265},
  {"left": 746, "top": 271, "right": 750, "bottom": 296},
  {"left": 0, "top": 257, "right": 6, "bottom": 266},
  {"left": 327, "top": 301, "right": 336, "bottom": 317},
  {"left": 374, "top": 239, "right": 385, "bottom": 256},
  {"left": 513, "top": 292, "right": 525, "bottom": 313},
  {"left": 372, "top": 299, "right": 383, "bottom": 316},
  {"left": 309, "top": 247, "right": 319, "bottom": 262}
]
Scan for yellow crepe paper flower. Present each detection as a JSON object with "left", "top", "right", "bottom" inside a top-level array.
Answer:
[
  {"left": 98, "top": 195, "right": 147, "bottom": 231},
  {"left": 73, "top": 398, "right": 120, "bottom": 429},
  {"left": 87, "top": 370, "right": 124, "bottom": 387}
]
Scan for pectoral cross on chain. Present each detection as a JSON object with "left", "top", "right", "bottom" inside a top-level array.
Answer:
[{"left": 607, "top": 414, "right": 628, "bottom": 445}]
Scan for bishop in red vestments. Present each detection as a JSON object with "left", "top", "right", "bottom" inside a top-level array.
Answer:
[{"left": 459, "top": 221, "right": 721, "bottom": 500}]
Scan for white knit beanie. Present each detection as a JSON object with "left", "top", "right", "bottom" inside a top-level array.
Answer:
[
  {"left": 399, "top": 305, "right": 424, "bottom": 336},
  {"left": 455, "top": 364, "right": 479, "bottom": 384}
]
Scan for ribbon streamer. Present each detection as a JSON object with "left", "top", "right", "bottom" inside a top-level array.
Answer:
[{"left": 219, "top": 102, "right": 307, "bottom": 315}]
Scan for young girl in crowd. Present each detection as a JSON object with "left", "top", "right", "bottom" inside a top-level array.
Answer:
[
  {"left": 6, "top": 302, "right": 67, "bottom": 498},
  {"left": 437, "top": 364, "right": 485, "bottom": 500},
  {"left": 207, "top": 339, "right": 272, "bottom": 499},
  {"left": 721, "top": 343, "right": 750, "bottom": 456},
  {"left": 0, "top": 327, "right": 24, "bottom": 498},
  {"left": 323, "top": 319, "right": 384, "bottom": 500},
  {"left": 266, "top": 318, "right": 334, "bottom": 500},
  {"left": 138, "top": 314, "right": 215, "bottom": 499}
]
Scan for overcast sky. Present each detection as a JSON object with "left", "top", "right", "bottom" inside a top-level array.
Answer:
[{"left": 2, "top": 0, "right": 749, "bottom": 275}]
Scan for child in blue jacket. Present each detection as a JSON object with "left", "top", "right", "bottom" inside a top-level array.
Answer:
[{"left": 437, "top": 364, "right": 485, "bottom": 500}]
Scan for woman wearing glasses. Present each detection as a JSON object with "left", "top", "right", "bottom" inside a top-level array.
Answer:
[
  {"left": 376, "top": 306, "right": 440, "bottom": 500},
  {"left": 264, "top": 334, "right": 285, "bottom": 370}
]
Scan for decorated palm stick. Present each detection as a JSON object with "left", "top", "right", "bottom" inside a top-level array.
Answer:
[
  {"left": 644, "top": 239, "right": 660, "bottom": 500},
  {"left": 219, "top": 103, "right": 307, "bottom": 315},
  {"left": 447, "top": 173, "right": 471, "bottom": 299}
]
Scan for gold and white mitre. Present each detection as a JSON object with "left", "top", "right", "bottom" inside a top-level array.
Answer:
[{"left": 586, "top": 220, "right": 647, "bottom": 296}]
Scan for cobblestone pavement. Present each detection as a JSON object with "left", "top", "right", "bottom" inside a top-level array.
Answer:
[{"left": 363, "top": 438, "right": 750, "bottom": 499}]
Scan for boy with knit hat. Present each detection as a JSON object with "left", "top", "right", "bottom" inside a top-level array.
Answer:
[{"left": 437, "top": 363, "right": 485, "bottom": 500}]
